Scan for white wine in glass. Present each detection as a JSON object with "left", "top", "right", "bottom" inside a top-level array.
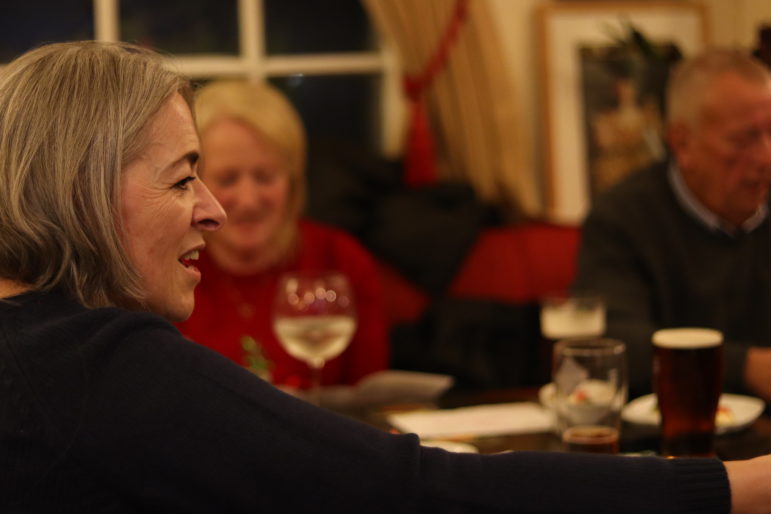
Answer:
[{"left": 272, "top": 271, "right": 357, "bottom": 404}]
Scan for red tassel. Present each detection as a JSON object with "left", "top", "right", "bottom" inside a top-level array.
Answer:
[
  {"left": 404, "top": 98, "right": 439, "bottom": 188},
  {"left": 401, "top": 0, "right": 469, "bottom": 189}
]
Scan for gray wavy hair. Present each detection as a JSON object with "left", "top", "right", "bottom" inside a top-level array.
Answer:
[{"left": 0, "top": 41, "right": 192, "bottom": 308}]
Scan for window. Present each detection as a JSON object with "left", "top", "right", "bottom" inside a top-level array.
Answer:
[
  {"left": 120, "top": 0, "right": 239, "bottom": 55},
  {"left": 0, "top": 1, "right": 94, "bottom": 61},
  {"left": 264, "top": 0, "right": 375, "bottom": 55},
  {"left": 0, "top": 0, "right": 399, "bottom": 155}
]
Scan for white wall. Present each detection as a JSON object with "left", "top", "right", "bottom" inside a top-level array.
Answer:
[
  {"left": 486, "top": 0, "right": 771, "bottom": 223},
  {"left": 703, "top": 0, "right": 771, "bottom": 46}
]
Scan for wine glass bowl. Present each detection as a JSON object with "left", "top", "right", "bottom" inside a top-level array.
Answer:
[{"left": 272, "top": 271, "right": 357, "bottom": 403}]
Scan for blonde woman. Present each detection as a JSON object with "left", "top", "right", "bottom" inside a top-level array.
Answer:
[{"left": 176, "top": 80, "right": 388, "bottom": 388}]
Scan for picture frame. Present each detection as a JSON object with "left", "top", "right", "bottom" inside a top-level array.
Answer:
[{"left": 537, "top": 1, "right": 708, "bottom": 224}]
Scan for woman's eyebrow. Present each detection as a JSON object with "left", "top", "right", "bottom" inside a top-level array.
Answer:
[{"left": 164, "top": 151, "right": 200, "bottom": 173}]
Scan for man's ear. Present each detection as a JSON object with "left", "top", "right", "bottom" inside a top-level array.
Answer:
[{"left": 666, "top": 122, "right": 692, "bottom": 168}]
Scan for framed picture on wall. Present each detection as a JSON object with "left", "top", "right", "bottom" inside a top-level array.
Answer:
[{"left": 536, "top": 1, "right": 708, "bottom": 224}]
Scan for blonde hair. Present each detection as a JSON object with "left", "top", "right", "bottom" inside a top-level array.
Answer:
[
  {"left": 667, "top": 48, "right": 770, "bottom": 126},
  {"left": 0, "top": 41, "right": 192, "bottom": 309},
  {"left": 194, "top": 79, "right": 307, "bottom": 262}
]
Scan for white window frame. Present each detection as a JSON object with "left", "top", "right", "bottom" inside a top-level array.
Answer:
[{"left": 92, "top": 0, "right": 403, "bottom": 156}]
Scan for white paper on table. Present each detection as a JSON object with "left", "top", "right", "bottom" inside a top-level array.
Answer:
[
  {"left": 319, "top": 370, "right": 454, "bottom": 409},
  {"left": 387, "top": 402, "right": 553, "bottom": 438}
]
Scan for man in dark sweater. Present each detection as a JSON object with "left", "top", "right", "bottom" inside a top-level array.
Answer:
[{"left": 574, "top": 48, "right": 771, "bottom": 400}]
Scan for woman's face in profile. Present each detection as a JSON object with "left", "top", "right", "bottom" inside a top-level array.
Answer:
[
  {"left": 119, "top": 93, "right": 225, "bottom": 321},
  {"left": 199, "top": 118, "right": 291, "bottom": 260}
]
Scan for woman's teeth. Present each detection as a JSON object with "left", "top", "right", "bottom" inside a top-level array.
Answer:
[{"left": 180, "top": 250, "right": 200, "bottom": 268}]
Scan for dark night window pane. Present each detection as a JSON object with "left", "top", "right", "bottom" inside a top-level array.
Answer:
[
  {"left": 120, "top": 0, "right": 238, "bottom": 55},
  {"left": 265, "top": 0, "right": 374, "bottom": 55},
  {"left": 269, "top": 74, "right": 379, "bottom": 152},
  {"left": 0, "top": 1, "right": 93, "bottom": 62}
]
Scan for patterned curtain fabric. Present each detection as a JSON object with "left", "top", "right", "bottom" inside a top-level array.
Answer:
[{"left": 362, "top": 0, "right": 542, "bottom": 219}]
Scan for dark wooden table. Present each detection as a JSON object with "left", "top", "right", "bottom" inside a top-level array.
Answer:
[{"left": 337, "top": 387, "right": 771, "bottom": 459}]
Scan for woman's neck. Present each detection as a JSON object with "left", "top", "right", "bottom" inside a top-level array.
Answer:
[{"left": 0, "top": 279, "right": 32, "bottom": 299}]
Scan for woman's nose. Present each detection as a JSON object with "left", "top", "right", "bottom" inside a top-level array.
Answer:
[
  {"left": 231, "top": 177, "right": 267, "bottom": 212},
  {"left": 194, "top": 180, "right": 227, "bottom": 231}
]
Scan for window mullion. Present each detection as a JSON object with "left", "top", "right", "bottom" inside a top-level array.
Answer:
[
  {"left": 239, "top": 0, "right": 265, "bottom": 80},
  {"left": 264, "top": 52, "right": 382, "bottom": 76},
  {"left": 379, "top": 45, "right": 405, "bottom": 158}
]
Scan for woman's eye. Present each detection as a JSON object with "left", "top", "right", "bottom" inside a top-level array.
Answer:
[
  {"left": 206, "top": 169, "right": 238, "bottom": 188},
  {"left": 173, "top": 176, "right": 196, "bottom": 190},
  {"left": 216, "top": 175, "right": 238, "bottom": 188},
  {"left": 254, "top": 170, "right": 280, "bottom": 185}
]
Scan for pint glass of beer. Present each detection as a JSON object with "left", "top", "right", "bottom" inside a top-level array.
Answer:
[
  {"left": 652, "top": 328, "right": 723, "bottom": 457},
  {"left": 552, "top": 338, "right": 627, "bottom": 454},
  {"left": 540, "top": 293, "right": 605, "bottom": 383}
]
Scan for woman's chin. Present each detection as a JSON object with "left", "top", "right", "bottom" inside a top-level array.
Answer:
[
  {"left": 212, "top": 231, "right": 269, "bottom": 257},
  {"left": 208, "top": 240, "right": 276, "bottom": 275}
]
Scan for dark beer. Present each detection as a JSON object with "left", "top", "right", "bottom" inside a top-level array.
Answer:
[
  {"left": 653, "top": 328, "right": 723, "bottom": 457},
  {"left": 562, "top": 425, "right": 620, "bottom": 454}
]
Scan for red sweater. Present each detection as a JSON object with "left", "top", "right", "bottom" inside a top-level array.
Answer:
[{"left": 177, "top": 220, "right": 388, "bottom": 388}]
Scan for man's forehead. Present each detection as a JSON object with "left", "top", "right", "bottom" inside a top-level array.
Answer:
[{"left": 702, "top": 74, "right": 771, "bottom": 123}]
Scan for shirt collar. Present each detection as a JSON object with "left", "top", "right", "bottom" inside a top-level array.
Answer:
[{"left": 668, "top": 163, "right": 767, "bottom": 236}]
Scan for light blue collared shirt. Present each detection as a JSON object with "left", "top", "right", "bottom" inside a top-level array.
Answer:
[{"left": 668, "top": 163, "right": 768, "bottom": 236}]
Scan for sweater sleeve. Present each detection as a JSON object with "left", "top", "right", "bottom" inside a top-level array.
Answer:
[{"left": 65, "top": 318, "right": 730, "bottom": 514}]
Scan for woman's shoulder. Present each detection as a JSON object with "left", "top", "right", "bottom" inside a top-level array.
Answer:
[
  {"left": 2, "top": 290, "right": 180, "bottom": 354},
  {"left": 1, "top": 290, "right": 243, "bottom": 390},
  {"left": 0, "top": 292, "right": 212, "bottom": 406}
]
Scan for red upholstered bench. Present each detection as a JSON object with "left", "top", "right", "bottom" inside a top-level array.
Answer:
[{"left": 379, "top": 222, "right": 581, "bottom": 326}]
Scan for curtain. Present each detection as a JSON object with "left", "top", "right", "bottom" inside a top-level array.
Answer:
[{"left": 362, "top": 0, "right": 542, "bottom": 219}]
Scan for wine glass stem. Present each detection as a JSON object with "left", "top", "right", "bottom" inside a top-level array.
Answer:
[{"left": 310, "top": 362, "right": 323, "bottom": 406}]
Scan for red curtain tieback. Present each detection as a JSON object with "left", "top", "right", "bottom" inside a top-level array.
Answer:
[{"left": 402, "top": 0, "right": 469, "bottom": 189}]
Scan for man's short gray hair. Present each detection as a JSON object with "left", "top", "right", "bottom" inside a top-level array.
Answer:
[{"left": 667, "top": 47, "right": 770, "bottom": 126}]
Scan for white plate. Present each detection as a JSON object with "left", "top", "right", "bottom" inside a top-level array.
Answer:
[
  {"left": 420, "top": 440, "right": 479, "bottom": 453},
  {"left": 622, "top": 393, "right": 765, "bottom": 434},
  {"left": 538, "top": 382, "right": 556, "bottom": 410}
]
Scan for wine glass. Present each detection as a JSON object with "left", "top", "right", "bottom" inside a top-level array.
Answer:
[{"left": 272, "top": 271, "right": 357, "bottom": 405}]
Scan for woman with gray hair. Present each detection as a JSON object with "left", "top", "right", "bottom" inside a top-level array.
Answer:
[{"left": 1, "top": 40, "right": 770, "bottom": 514}]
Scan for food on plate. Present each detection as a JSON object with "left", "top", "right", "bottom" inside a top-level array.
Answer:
[
  {"left": 567, "top": 380, "right": 615, "bottom": 405},
  {"left": 716, "top": 405, "right": 736, "bottom": 425},
  {"left": 650, "top": 400, "right": 736, "bottom": 426}
]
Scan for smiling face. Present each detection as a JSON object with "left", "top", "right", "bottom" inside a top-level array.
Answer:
[
  {"left": 199, "top": 118, "right": 292, "bottom": 270},
  {"left": 119, "top": 93, "right": 226, "bottom": 321},
  {"left": 670, "top": 72, "right": 771, "bottom": 227}
]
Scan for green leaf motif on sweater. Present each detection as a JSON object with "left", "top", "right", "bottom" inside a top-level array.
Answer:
[{"left": 241, "top": 335, "right": 273, "bottom": 382}]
